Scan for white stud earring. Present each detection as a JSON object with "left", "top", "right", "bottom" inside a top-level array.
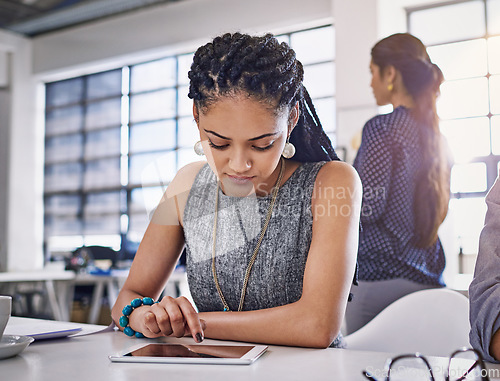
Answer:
[
  {"left": 194, "top": 141, "right": 205, "bottom": 156},
  {"left": 282, "top": 141, "right": 296, "bottom": 159}
]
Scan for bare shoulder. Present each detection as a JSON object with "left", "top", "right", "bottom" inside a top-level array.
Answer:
[
  {"left": 152, "top": 161, "right": 207, "bottom": 227},
  {"left": 315, "top": 161, "right": 362, "bottom": 198},
  {"left": 166, "top": 160, "right": 207, "bottom": 198}
]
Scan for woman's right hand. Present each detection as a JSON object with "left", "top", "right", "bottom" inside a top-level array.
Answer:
[{"left": 129, "top": 296, "right": 205, "bottom": 342}]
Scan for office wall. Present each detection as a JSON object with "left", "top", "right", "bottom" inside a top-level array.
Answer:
[
  {"left": 0, "top": 29, "right": 43, "bottom": 271},
  {"left": 333, "top": 0, "right": 378, "bottom": 164},
  {"left": 0, "top": 50, "right": 9, "bottom": 271},
  {"left": 0, "top": 87, "right": 10, "bottom": 272}
]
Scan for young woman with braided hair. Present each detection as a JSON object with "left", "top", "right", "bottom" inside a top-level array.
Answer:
[
  {"left": 344, "top": 33, "right": 452, "bottom": 334},
  {"left": 112, "top": 32, "right": 361, "bottom": 348}
]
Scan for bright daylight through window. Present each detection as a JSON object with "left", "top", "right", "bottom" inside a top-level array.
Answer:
[{"left": 409, "top": 0, "right": 500, "bottom": 273}]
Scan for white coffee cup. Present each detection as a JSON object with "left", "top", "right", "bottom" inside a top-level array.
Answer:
[{"left": 0, "top": 295, "right": 12, "bottom": 341}]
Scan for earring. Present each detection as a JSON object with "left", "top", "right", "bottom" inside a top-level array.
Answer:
[
  {"left": 194, "top": 141, "right": 204, "bottom": 156},
  {"left": 387, "top": 83, "right": 394, "bottom": 92},
  {"left": 282, "top": 141, "right": 296, "bottom": 159}
]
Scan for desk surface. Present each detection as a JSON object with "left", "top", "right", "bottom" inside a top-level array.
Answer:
[{"left": 3, "top": 317, "right": 500, "bottom": 381}]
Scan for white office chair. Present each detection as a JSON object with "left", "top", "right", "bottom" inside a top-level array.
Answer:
[{"left": 343, "top": 288, "right": 470, "bottom": 357}]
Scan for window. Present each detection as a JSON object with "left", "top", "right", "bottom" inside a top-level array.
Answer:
[
  {"left": 408, "top": 0, "right": 500, "bottom": 269},
  {"left": 43, "top": 25, "right": 336, "bottom": 259}
]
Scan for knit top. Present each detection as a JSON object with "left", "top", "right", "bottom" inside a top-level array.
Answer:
[
  {"left": 353, "top": 106, "right": 446, "bottom": 286},
  {"left": 183, "top": 161, "right": 344, "bottom": 347}
]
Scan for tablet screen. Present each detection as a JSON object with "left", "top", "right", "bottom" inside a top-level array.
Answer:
[{"left": 124, "top": 344, "right": 253, "bottom": 359}]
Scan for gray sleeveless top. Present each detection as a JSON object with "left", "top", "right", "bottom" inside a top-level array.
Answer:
[{"left": 183, "top": 161, "right": 344, "bottom": 348}]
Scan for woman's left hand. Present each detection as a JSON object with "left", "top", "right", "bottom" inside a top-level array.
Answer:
[{"left": 133, "top": 296, "right": 205, "bottom": 342}]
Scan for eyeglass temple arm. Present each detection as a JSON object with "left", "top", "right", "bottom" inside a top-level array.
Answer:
[
  {"left": 362, "top": 370, "right": 379, "bottom": 381},
  {"left": 447, "top": 348, "right": 490, "bottom": 381}
]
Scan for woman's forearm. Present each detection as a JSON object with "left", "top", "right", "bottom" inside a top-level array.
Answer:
[{"left": 198, "top": 299, "right": 342, "bottom": 348}]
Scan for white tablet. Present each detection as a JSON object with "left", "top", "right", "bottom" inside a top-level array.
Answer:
[{"left": 109, "top": 343, "right": 268, "bottom": 365}]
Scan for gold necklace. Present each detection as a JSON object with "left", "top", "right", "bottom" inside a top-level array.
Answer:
[{"left": 211, "top": 158, "right": 286, "bottom": 312}]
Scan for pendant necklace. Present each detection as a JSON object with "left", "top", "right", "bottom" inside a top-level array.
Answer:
[{"left": 211, "top": 158, "right": 286, "bottom": 312}]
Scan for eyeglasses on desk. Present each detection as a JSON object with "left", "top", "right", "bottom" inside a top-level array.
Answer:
[{"left": 363, "top": 347, "right": 490, "bottom": 381}]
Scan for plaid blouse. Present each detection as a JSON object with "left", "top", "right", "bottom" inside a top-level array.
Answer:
[{"left": 353, "top": 106, "right": 445, "bottom": 286}]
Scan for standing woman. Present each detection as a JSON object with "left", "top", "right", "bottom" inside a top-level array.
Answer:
[
  {"left": 112, "top": 32, "right": 362, "bottom": 348},
  {"left": 344, "top": 33, "right": 451, "bottom": 334}
]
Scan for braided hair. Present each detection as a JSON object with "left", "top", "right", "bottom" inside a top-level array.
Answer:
[{"left": 188, "top": 32, "right": 339, "bottom": 162}]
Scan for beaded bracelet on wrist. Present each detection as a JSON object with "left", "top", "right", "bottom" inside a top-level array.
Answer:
[{"left": 119, "top": 297, "right": 156, "bottom": 338}]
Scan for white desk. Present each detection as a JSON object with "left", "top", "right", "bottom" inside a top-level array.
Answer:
[
  {"left": 0, "top": 270, "right": 75, "bottom": 321},
  {"left": 3, "top": 317, "right": 500, "bottom": 381}
]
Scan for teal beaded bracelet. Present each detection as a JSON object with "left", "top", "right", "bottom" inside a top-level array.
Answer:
[{"left": 119, "top": 297, "right": 156, "bottom": 338}]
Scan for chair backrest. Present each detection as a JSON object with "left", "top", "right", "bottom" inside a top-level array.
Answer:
[{"left": 343, "top": 288, "right": 470, "bottom": 357}]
